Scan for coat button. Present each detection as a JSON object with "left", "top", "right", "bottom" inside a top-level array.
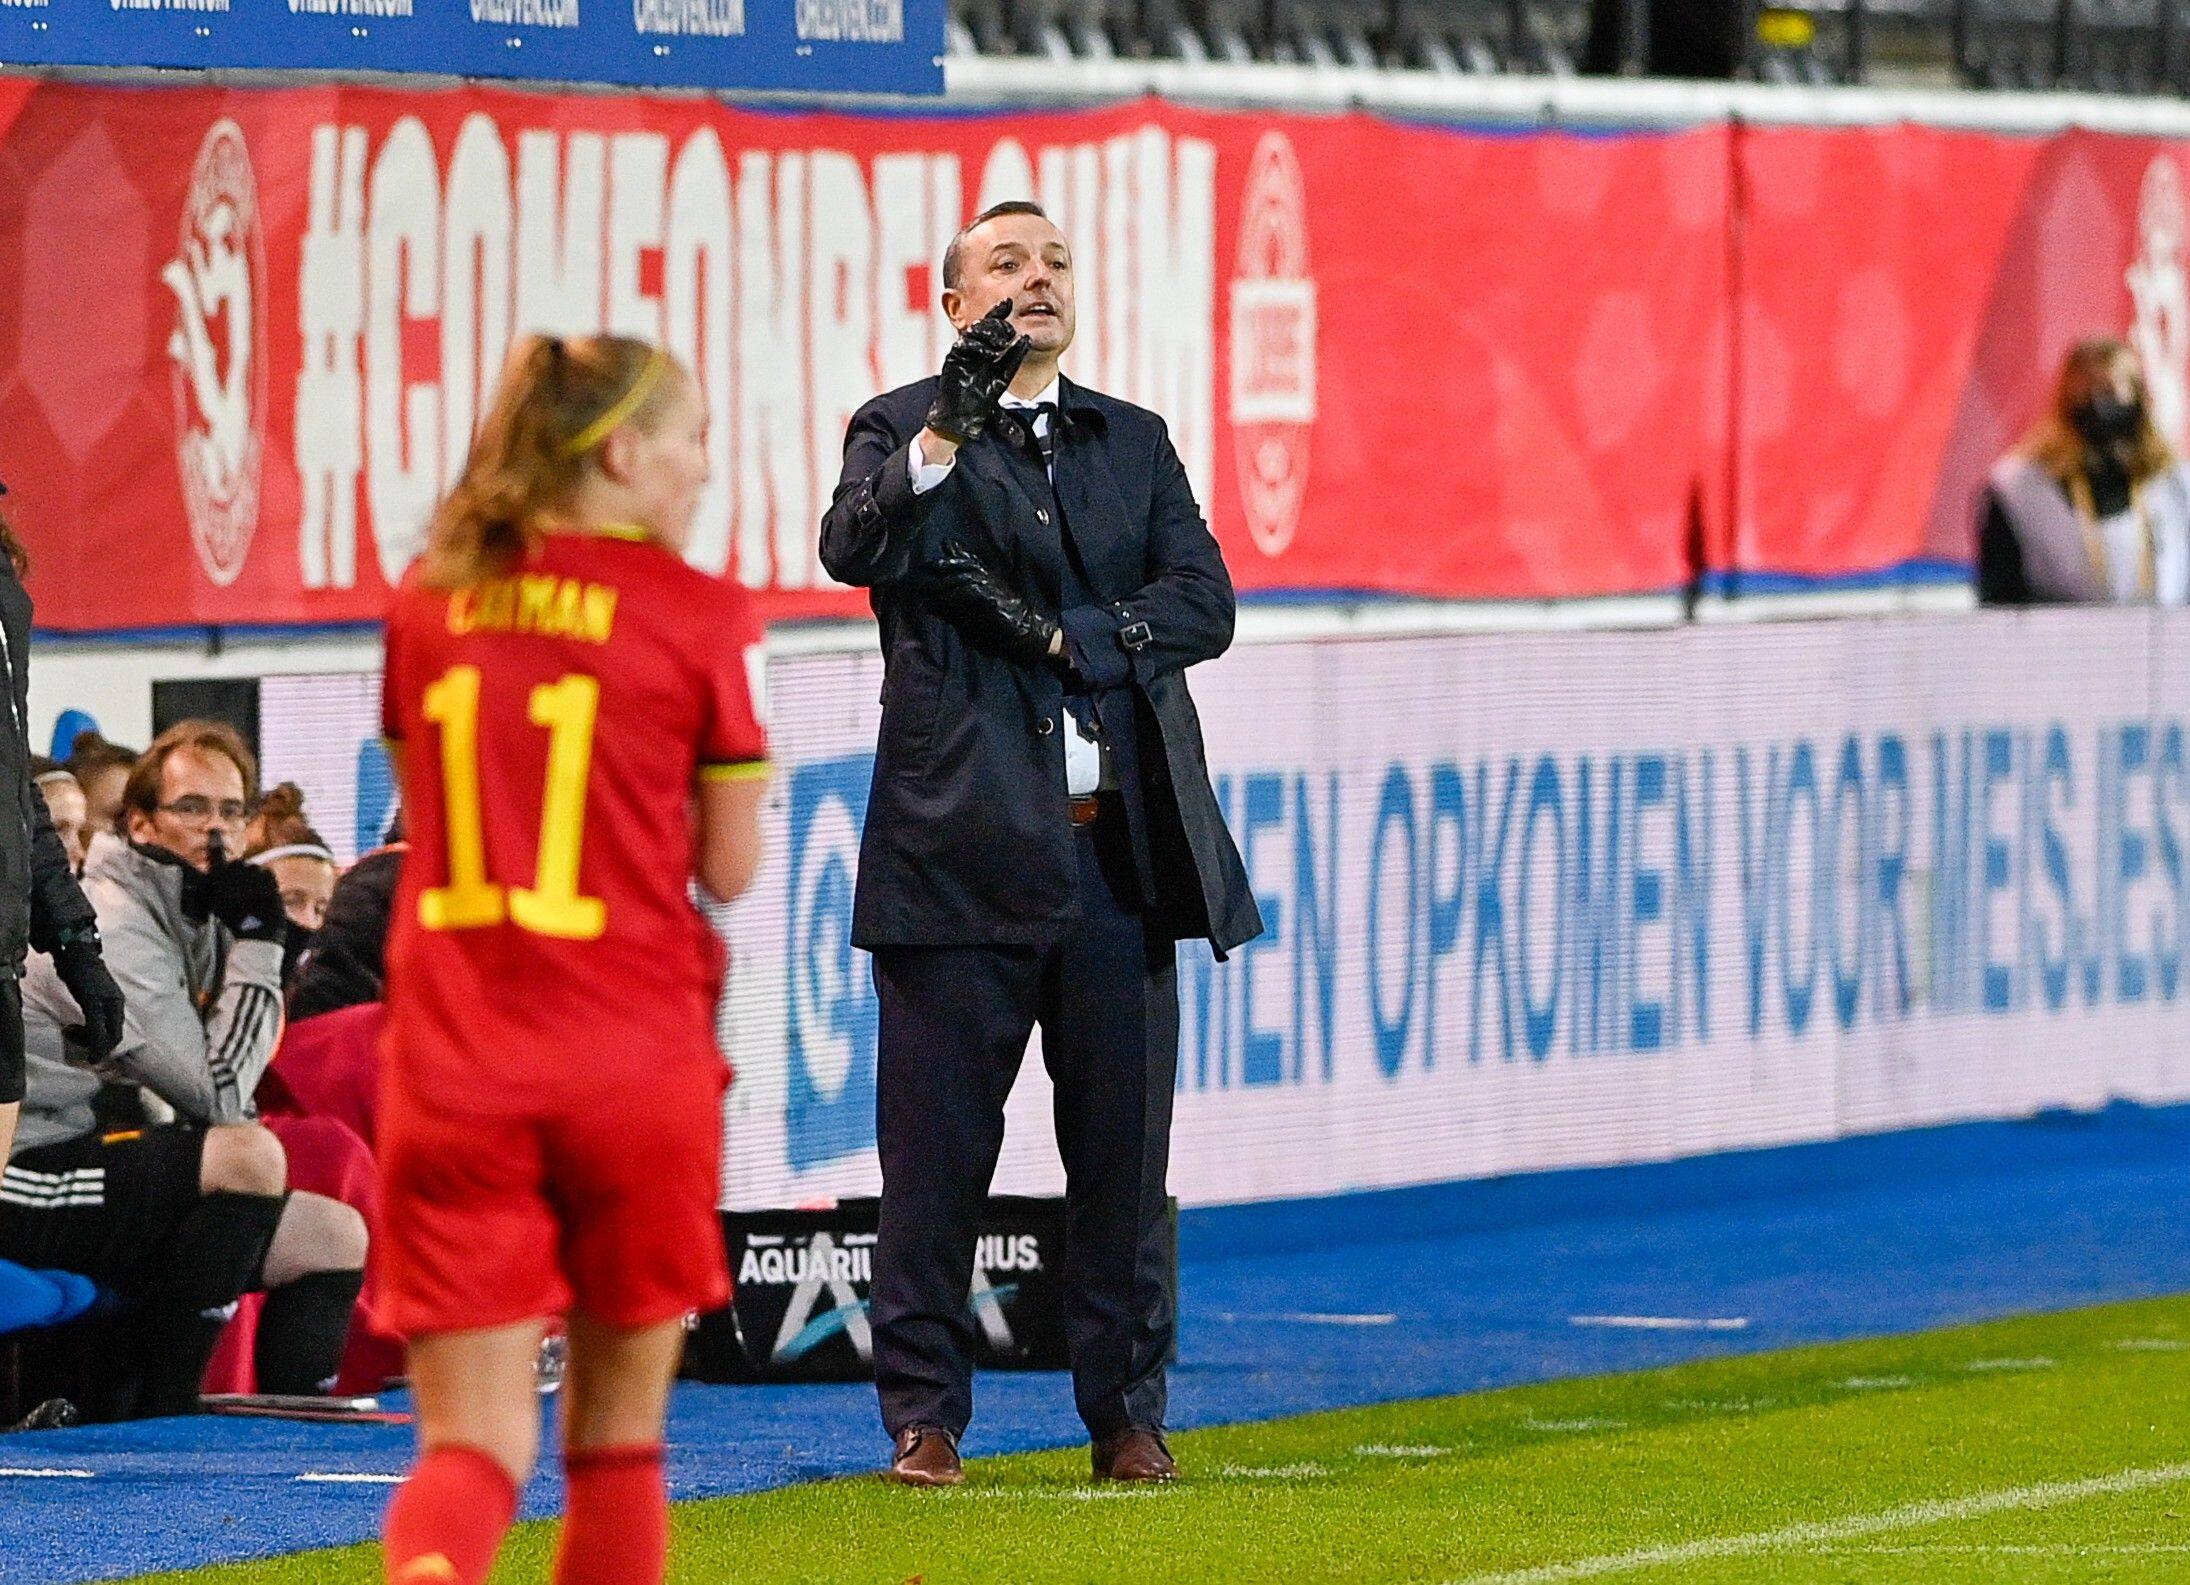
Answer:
[
  {"left": 1036, "top": 508, "right": 1050, "bottom": 524},
  {"left": 1036, "top": 716, "right": 1055, "bottom": 735}
]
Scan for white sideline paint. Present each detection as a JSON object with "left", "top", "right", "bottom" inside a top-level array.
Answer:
[
  {"left": 1211, "top": 1311, "right": 1398, "bottom": 1327},
  {"left": 0, "top": 1467, "right": 92, "bottom": 1478},
  {"left": 1569, "top": 1316, "right": 1750, "bottom": 1332},
  {"left": 1445, "top": 1461, "right": 2190, "bottom": 1585},
  {"left": 1835, "top": 1543, "right": 2190, "bottom": 1556},
  {"left": 2110, "top": 1338, "right": 2190, "bottom": 1352},
  {"left": 1961, "top": 1357, "right": 2056, "bottom": 1372},
  {"left": 1522, "top": 1418, "right": 1624, "bottom": 1434},
  {"left": 1358, "top": 1445, "right": 1455, "bottom": 1458},
  {"left": 296, "top": 1473, "right": 404, "bottom": 1485},
  {"left": 1835, "top": 1375, "right": 1916, "bottom": 1390}
]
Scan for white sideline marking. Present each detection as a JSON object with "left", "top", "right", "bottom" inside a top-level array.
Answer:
[
  {"left": 1358, "top": 1444, "right": 1454, "bottom": 1458},
  {"left": 0, "top": 1467, "right": 92, "bottom": 1478},
  {"left": 1211, "top": 1311, "right": 1397, "bottom": 1327},
  {"left": 2111, "top": 1338, "right": 2190, "bottom": 1352},
  {"left": 1833, "top": 1543, "right": 2190, "bottom": 1556},
  {"left": 1057, "top": 1489, "right": 1162, "bottom": 1502},
  {"left": 1444, "top": 1460, "right": 2190, "bottom": 1584},
  {"left": 1568, "top": 1316, "right": 1749, "bottom": 1332},
  {"left": 1836, "top": 1375, "right": 1915, "bottom": 1391},
  {"left": 1522, "top": 1418, "right": 1623, "bottom": 1434},
  {"left": 956, "top": 1487, "right": 1169, "bottom": 1501},
  {"left": 1962, "top": 1356, "right": 2055, "bottom": 1372},
  {"left": 1219, "top": 1462, "right": 1328, "bottom": 1479},
  {"left": 297, "top": 1472, "right": 404, "bottom": 1484}
]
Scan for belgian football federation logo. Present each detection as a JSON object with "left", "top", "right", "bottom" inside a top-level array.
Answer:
[
  {"left": 1229, "top": 131, "right": 1318, "bottom": 559},
  {"left": 164, "top": 119, "right": 266, "bottom": 588}
]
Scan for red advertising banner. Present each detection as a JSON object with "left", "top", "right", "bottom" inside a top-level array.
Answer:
[
  {"left": 0, "top": 83, "right": 1726, "bottom": 630},
  {"left": 1732, "top": 123, "right": 2190, "bottom": 590},
  {"left": 3, "top": 79, "right": 2185, "bottom": 631},
  {"left": 1733, "top": 123, "right": 2042, "bottom": 585}
]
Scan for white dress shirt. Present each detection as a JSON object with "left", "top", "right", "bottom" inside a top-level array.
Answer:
[{"left": 910, "top": 380, "right": 1103, "bottom": 796}]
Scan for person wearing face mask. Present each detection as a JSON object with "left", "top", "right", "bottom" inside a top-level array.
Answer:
[{"left": 1980, "top": 338, "right": 2190, "bottom": 604}]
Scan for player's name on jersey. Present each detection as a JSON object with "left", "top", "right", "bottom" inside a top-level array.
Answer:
[{"left": 445, "top": 574, "right": 618, "bottom": 646}]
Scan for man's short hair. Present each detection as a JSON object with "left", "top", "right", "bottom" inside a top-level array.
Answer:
[
  {"left": 122, "top": 719, "right": 260, "bottom": 821},
  {"left": 941, "top": 200, "right": 1051, "bottom": 293}
]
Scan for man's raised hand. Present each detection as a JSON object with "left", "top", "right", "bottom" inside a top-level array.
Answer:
[{"left": 926, "top": 299, "right": 1032, "bottom": 447}]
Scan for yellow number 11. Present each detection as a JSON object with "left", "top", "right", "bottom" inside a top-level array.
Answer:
[{"left": 418, "top": 665, "right": 608, "bottom": 941}]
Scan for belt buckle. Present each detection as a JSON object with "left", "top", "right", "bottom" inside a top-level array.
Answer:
[{"left": 1069, "top": 794, "right": 1100, "bottom": 826}]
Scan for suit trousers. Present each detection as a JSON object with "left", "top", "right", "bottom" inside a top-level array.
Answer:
[{"left": 869, "top": 800, "right": 1180, "bottom": 1444}]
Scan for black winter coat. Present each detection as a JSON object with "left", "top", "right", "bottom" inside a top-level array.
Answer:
[
  {"left": 819, "top": 376, "right": 1262, "bottom": 957},
  {"left": 0, "top": 556, "right": 96, "bottom": 973}
]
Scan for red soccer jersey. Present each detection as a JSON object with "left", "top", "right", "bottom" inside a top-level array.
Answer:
[{"left": 380, "top": 531, "right": 768, "bottom": 1113}]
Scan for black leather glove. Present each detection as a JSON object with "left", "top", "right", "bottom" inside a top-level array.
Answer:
[
  {"left": 52, "top": 927, "right": 126, "bottom": 1061},
  {"left": 193, "top": 859, "right": 288, "bottom": 944},
  {"left": 920, "top": 539, "right": 1061, "bottom": 666},
  {"left": 924, "top": 299, "right": 1031, "bottom": 446}
]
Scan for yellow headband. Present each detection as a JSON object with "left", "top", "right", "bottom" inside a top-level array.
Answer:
[{"left": 560, "top": 352, "right": 668, "bottom": 459}]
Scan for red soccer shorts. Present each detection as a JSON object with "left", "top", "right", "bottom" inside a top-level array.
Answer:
[{"left": 376, "top": 1057, "right": 730, "bottom": 1337}]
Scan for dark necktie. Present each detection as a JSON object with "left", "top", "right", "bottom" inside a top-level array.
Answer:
[
  {"left": 1013, "top": 403, "right": 1059, "bottom": 473},
  {"left": 1010, "top": 403, "right": 1104, "bottom": 758}
]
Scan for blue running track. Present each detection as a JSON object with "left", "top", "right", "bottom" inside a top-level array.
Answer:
[{"left": 6, "top": 1101, "right": 2190, "bottom": 1584}]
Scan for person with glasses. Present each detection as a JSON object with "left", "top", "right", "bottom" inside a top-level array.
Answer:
[{"left": 0, "top": 719, "right": 368, "bottom": 1417}]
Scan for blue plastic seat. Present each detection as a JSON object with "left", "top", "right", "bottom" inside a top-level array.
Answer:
[{"left": 0, "top": 1260, "right": 103, "bottom": 1336}]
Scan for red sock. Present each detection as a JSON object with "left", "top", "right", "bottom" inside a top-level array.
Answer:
[
  {"left": 383, "top": 1443, "right": 519, "bottom": 1585},
  {"left": 554, "top": 1443, "right": 667, "bottom": 1585}
]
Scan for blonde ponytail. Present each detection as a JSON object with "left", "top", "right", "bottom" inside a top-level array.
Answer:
[{"left": 421, "top": 333, "right": 680, "bottom": 589}]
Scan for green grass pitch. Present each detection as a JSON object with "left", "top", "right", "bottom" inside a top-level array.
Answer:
[{"left": 131, "top": 1295, "right": 2190, "bottom": 1583}]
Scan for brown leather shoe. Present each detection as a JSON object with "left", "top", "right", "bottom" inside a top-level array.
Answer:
[
  {"left": 1091, "top": 1428, "right": 1178, "bottom": 1482},
  {"left": 887, "top": 1424, "right": 963, "bottom": 1487}
]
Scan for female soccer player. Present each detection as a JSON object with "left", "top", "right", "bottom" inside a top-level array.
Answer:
[{"left": 377, "top": 334, "right": 768, "bottom": 1585}]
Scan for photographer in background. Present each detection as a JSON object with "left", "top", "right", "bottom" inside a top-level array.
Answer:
[
  {"left": 1, "top": 721, "right": 365, "bottom": 1417},
  {"left": 1981, "top": 338, "right": 2190, "bottom": 605}
]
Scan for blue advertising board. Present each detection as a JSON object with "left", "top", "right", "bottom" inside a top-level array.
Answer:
[{"left": 0, "top": 0, "right": 943, "bottom": 95}]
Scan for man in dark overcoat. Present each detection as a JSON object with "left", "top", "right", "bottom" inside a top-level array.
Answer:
[{"left": 819, "top": 199, "right": 1261, "bottom": 1486}]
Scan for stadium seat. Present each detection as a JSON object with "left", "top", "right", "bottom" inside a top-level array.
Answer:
[
  {"left": 1945, "top": 0, "right": 2168, "bottom": 91},
  {"left": 946, "top": 0, "right": 2184, "bottom": 93},
  {"left": 0, "top": 1260, "right": 102, "bottom": 1337},
  {"left": 1384, "top": 2, "right": 1589, "bottom": 76},
  {"left": 1268, "top": 0, "right": 1385, "bottom": 68},
  {"left": 2071, "top": 0, "right": 2175, "bottom": 94},
  {"left": 1136, "top": 0, "right": 1207, "bottom": 59},
  {"left": 1182, "top": 0, "right": 1265, "bottom": 63}
]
